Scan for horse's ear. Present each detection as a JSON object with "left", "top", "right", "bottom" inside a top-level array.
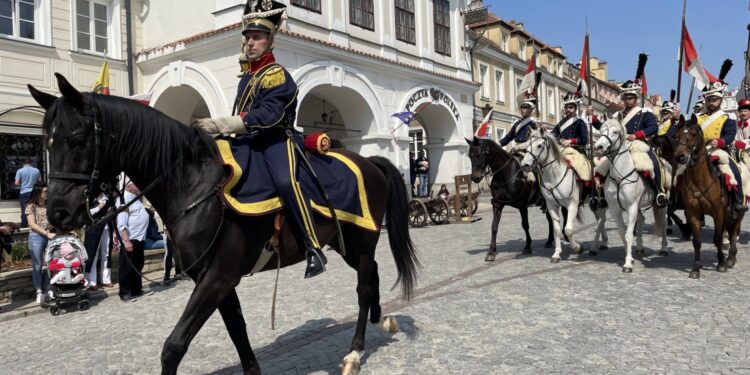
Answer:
[
  {"left": 27, "top": 85, "right": 57, "bottom": 110},
  {"left": 689, "top": 113, "right": 698, "bottom": 123},
  {"left": 465, "top": 137, "right": 473, "bottom": 146},
  {"left": 55, "top": 73, "right": 84, "bottom": 109}
]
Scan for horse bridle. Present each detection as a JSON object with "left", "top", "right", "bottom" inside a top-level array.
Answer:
[
  {"left": 675, "top": 126, "right": 703, "bottom": 167},
  {"left": 526, "top": 135, "right": 574, "bottom": 203},
  {"left": 47, "top": 103, "right": 169, "bottom": 227}
]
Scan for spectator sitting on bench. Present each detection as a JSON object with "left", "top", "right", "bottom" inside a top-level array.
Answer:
[{"left": 144, "top": 208, "right": 164, "bottom": 250}]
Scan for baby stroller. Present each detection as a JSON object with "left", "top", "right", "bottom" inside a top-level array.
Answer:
[{"left": 44, "top": 236, "right": 90, "bottom": 315}]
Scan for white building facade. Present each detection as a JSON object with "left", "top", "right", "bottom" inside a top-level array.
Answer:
[{"left": 136, "top": 0, "right": 479, "bottom": 194}]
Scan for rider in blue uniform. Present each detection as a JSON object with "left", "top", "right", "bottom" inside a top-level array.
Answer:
[
  {"left": 500, "top": 93, "right": 538, "bottom": 152},
  {"left": 193, "top": 0, "right": 327, "bottom": 278},
  {"left": 590, "top": 78, "right": 668, "bottom": 207},
  {"left": 552, "top": 93, "right": 588, "bottom": 149}
]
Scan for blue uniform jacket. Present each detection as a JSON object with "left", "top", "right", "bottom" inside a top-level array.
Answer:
[
  {"left": 715, "top": 117, "right": 738, "bottom": 148},
  {"left": 500, "top": 118, "right": 535, "bottom": 146},
  {"left": 234, "top": 64, "right": 298, "bottom": 133},
  {"left": 592, "top": 108, "right": 657, "bottom": 139},
  {"left": 552, "top": 117, "right": 588, "bottom": 146}
]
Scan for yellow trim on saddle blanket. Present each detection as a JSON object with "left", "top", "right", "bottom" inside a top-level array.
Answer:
[
  {"left": 698, "top": 113, "right": 728, "bottom": 141},
  {"left": 215, "top": 140, "right": 378, "bottom": 231}
]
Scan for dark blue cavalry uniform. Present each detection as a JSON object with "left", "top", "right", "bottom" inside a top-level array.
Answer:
[
  {"left": 234, "top": 58, "right": 323, "bottom": 258},
  {"left": 552, "top": 116, "right": 588, "bottom": 146},
  {"left": 592, "top": 108, "right": 658, "bottom": 140},
  {"left": 500, "top": 117, "right": 535, "bottom": 146}
]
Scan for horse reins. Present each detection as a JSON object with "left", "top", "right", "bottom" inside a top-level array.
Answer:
[{"left": 527, "top": 136, "right": 576, "bottom": 209}]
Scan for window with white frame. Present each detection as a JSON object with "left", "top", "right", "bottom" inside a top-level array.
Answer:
[
  {"left": 74, "top": 0, "right": 111, "bottom": 54},
  {"left": 557, "top": 62, "right": 563, "bottom": 76},
  {"left": 547, "top": 88, "right": 555, "bottom": 116},
  {"left": 495, "top": 70, "right": 505, "bottom": 103},
  {"left": 395, "top": 0, "right": 415, "bottom": 44},
  {"left": 0, "top": 0, "right": 37, "bottom": 40},
  {"left": 291, "top": 0, "right": 321, "bottom": 13},
  {"left": 433, "top": 0, "right": 450, "bottom": 56},
  {"left": 350, "top": 0, "right": 374, "bottom": 30},
  {"left": 518, "top": 40, "right": 526, "bottom": 59},
  {"left": 479, "top": 64, "right": 489, "bottom": 99},
  {"left": 501, "top": 33, "right": 509, "bottom": 52}
]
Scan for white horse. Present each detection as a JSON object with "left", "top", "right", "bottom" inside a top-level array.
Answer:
[
  {"left": 521, "top": 133, "right": 585, "bottom": 262},
  {"left": 593, "top": 119, "right": 669, "bottom": 272}
]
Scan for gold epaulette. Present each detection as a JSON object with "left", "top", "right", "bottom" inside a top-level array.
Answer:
[{"left": 261, "top": 67, "right": 285, "bottom": 89}]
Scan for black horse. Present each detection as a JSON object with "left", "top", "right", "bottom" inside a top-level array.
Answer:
[
  {"left": 466, "top": 137, "right": 553, "bottom": 261},
  {"left": 29, "top": 74, "right": 420, "bottom": 375},
  {"left": 652, "top": 133, "right": 691, "bottom": 239}
]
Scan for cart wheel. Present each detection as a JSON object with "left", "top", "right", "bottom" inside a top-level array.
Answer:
[
  {"left": 78, "top": 300, "right": 90, "bottom": 311},
  {"left": 408, "top": 200, "right": 428, "bottom": 227},
  {"left": 430, "top": 199, "right": 450, "bottom": 224},
  {"left": 49, "top": 306, "right": 58, "bottom": 316}
]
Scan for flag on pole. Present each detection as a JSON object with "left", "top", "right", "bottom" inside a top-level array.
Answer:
[
  {"left": 576, "top": 34, "right": 589, "bottom": 97},
  {"left": 390, "top": 102, "right": 430, "bottom": 133},
  {"left": 517, "top": 55, "right": 537, "bottom": 102},
  {"left": 682, "top": 24, "right": 712, "bottom": 90},
  {"left": 91, "top": 59, "right": 110, "bottom": 95},
  {"left": 126, "top": 92, "right": 153, "bottom": 106},
  {"left": 475, "top": 109, "right": 493, "bottom": 138}
]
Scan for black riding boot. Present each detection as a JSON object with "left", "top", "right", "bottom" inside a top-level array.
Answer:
[
  {"left": 733, "top": 191, "right": 748, "bottom": 217},
  {"left": 304, "top": 247, "right": 327, "bottom": 278}
]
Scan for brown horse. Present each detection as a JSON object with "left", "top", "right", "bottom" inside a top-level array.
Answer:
[
  {"left": 673, "top": 115, "right": 743, "bottom": 278},
  {"left": 29, "top": 73, "right": 419, "bottom": 375}
]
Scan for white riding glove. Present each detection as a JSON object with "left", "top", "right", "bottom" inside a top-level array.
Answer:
[{"left": 192, "top": 116, "right": 247, "bottom": 136}]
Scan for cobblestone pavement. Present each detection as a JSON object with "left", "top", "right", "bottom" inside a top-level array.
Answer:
[{"left": 4, "top": 196, "right": 750, "bottom": 374}]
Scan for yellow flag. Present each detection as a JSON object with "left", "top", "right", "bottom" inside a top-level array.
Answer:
[{"left": 91, "top": 59, "right": 110, "bottom": 95}]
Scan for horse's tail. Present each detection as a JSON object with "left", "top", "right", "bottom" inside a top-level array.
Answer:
[{"left": 368, "top": 156, "right": 421, "bottom": 300}]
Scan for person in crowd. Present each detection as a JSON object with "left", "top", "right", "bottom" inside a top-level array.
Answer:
[
  {"left": 144, "top": 207, "right": 165, "bottom": 250},
  {"left": 437, "top": 184, "right": 450, "bottom": 200},
  {"left": 415, "top": 151, "right": 430, "bottom": 198},
  {"left": 14, "top": 158, "right": 41, "bottom": 227},
  {"left": 116, "top": 182, "right": 149, "bottom": 302},
  {"left": 83, "top": 193, "right": 109, "bottom": 291},
  {"left": 25, "top": 184, "right": 53, "bottom": 304}
]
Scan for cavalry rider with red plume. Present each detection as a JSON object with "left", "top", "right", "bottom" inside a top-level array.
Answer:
[
  {"left": 193, "top": 0, "right": 327, "bottom": 278},
  {"left": 657, "top": 90, "right": 679, "bottom": 138},
  {"left": 589, "top": 54, "right": 668, "bottom": 208},
  {"left": 698, "top": 59, "right": 748, "bottom": 214}
]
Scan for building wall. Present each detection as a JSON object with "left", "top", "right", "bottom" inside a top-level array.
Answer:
[{"left": 0, "top": 0, "right": 136, "bottom": 205}]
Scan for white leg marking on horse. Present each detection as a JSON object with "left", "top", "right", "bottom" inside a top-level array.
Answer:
[
  {"left": 375, "top": 315, "right": 399, "bottom": 334},
  {"left": 341, "top": 350, "right": 362, "bottom": 375}
]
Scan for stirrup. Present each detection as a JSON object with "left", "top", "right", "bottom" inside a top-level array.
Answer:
[
  {"left": 304, "top": 248, "right": 327, "bottom": 279},
  {"left": 735, "top": 204, "right": 749, "bottom": 213},
  {"left": 655, "top": 193, "right": 669, "bottom": 208}
]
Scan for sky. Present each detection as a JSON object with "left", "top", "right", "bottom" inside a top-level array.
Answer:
[{"left": 483, "top": 0, "right": 749, "bottom": 105}]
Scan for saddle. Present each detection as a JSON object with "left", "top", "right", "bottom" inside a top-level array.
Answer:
[
  {"left": 215, "top": 138, "right": 378, "bottom": 232},
  {"left": 560, "top": 147, "right": 591, "bottom": 182}
]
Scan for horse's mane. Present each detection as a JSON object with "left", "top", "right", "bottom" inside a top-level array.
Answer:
[
  {"left": 478, "top": 137, "right": 511, "bottom": 158},
  {"left": 85, "top": 94, "right": 217, "bottom": 183},
  {"left": 541, "top": 133, "right": 562, "bottom": 161}
]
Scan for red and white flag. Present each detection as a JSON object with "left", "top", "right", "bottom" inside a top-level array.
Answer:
[
  {"left": 517, "top": 55, "right": 537, "bottom": 102},
  {"left": 682, "top": 24, "right": 712, "bottom": 90},
  {"left": 126, "top": 92, "right": 152, "bottom": 106},
  {"left": 576, "top": 34, "right": 589, "bottom": 97},
  {"left": 475, "top": 109, "right": 493, "bottom": 138}
]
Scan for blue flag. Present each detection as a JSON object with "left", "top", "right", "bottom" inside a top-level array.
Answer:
[{"left": 391, "top": 111, "right": 415, "bottom": 125}]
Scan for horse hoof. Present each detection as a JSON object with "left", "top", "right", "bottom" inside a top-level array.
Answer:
[
  {"left": 550, "top": 257, "right": 561, "bottom": 264},
  {"left": 622, "top": 267, "right": 633, "bottom": 273},
  {"left": 588, "top": 251, "right": 598, "bottom": 256},
  {"left": 658, "top": 251, "right": 669, "bottom": 257},
  {"left": 544, "top": 241, "right": 553, "bottom": 249},
  {"left": 341, "top": 351, "right": 362, "bottom": 375},
  {"left": 485, "top": 252, "right": 497, "bottom": 262},
  {"left": 727, "top": 259, "right": 736, "bottom": 268},
  {"left": 573, "top": 246, "right": 583, "bottom": 255},
  {"left": 717, "top": 265, "right": 728, "bottom": 273},
  {"left": 689, "top": 270, "right": 700, "bottom": 279},
  {"left": 599, "top": 245, "right": 608, "bottom": 250},
  {"left": 375, "top": 315, "right": 399, "bottom": 334},
  {"left": 522, "top": 248, "right": 533, "bottom": 255}
]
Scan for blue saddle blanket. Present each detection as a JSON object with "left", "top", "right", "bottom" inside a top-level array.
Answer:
[{"left": 216, "top": 138, "right": 378, "bottom": 232}]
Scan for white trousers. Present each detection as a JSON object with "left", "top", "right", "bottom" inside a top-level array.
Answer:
[{"left": 85, "top": 227, "right": 111, "bottom": 286}]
